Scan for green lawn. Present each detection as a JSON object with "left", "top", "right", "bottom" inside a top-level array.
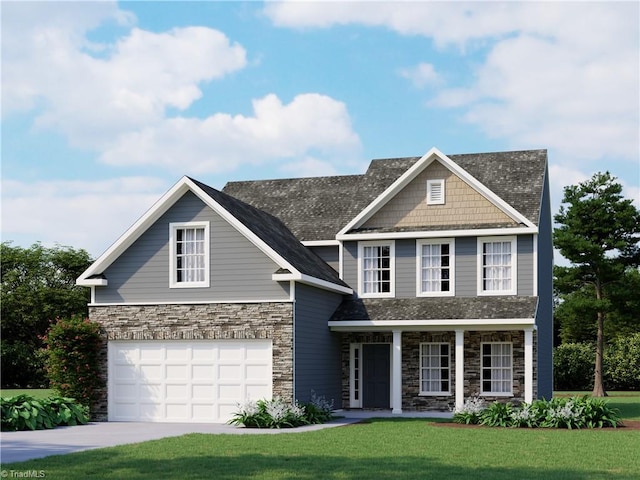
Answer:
[
  {"left": 2, "top": 392, "right": 638, "bottom": 479},
  {"left": 0, "top": 389, "right": 55, "bottom": 399}
]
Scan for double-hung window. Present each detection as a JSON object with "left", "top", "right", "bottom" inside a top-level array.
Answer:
[
  {"left": 359, "top": 241, "right": 394, "bottom": 297},
  {"left": 481, "top": 342, "right": 513, "bottom": 396},
  {"left": 478, "top": 236, "right": 517, "bottom": 295},
  {"left": 417, "top": 239, "right": 454, "bottom": 296},
  {"left": 420, "top": 343, "right": 450, "bottom": 395},
  {"left": 169, "top": 222, "right": 210, "bottom": 288}
]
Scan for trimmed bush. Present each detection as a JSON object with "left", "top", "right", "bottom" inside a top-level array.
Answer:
[
  {"left": 1, "top": 394, "right": 88, "bottom": 431},
  {"left": 604, "top": 333, "right": 640, "bottom": 390},
  {"left": 43, "top": 316, "right": 103, "bottom": 408},
  {"left": 453, "top": 396, "right": 621, "bottom": 429},
  {"left": 553, "top": 343, "right": 594, "bottom": 390}
]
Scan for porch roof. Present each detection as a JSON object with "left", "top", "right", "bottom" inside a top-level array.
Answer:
[{"left": 329, "top": 296, "right": 538, "bottom": 322}]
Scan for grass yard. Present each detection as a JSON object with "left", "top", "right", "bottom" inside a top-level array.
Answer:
[
  {"left": 0, "top": 389, "right": 55, "bottom": 399},
  {"left": 2, "top": 392, "right": 639, "bottom": 479}
]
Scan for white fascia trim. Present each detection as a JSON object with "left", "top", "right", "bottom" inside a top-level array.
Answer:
[
  {"left": 89, "top": 299, "right": 294, "bottom": 307},
  {"left": 337, "top": 226, "right": 538, "bottom": 242},
  {"left": 337, "top": 147, "right": 536, "bottom": 236},
  {"left": 272, "top": 272, "right": 353, "bottom": 295},
  {"left": 302, "top": 240, "right": 340, "bottom": 247},
  {"left": 328, "top": 318, "right": 535, "bottom": 331},
  {"left": 77, "top": 278, "right": 108, "bottom": 287},
  {"left": 77, "top": 177, "right": 194, "bottom": 283}
]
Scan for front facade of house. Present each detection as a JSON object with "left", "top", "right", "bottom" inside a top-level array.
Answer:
[{"left": 78, "top": 147, "right": 553, "bottom": 422}]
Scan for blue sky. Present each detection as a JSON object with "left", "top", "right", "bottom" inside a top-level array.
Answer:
[{"left": 2, "top": 1, "right": 639, "bottom": 259}]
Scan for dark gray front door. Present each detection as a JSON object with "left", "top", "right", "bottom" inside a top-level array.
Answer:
[{"left": 362, "top": 344, "right": 390, "bottom": 408}]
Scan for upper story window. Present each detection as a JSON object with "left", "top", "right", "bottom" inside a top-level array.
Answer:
[
  {"left": 169, "top": 222, "right": 210, "bottom": 288},
  {"left": 359, "top": 241, "right": 395, "bottom": 297},
  {"left": 420, "top": 343, "right": 451, "bottom": 395},
  {"left": 417, "top": 239, "right": 455, "bottom": 297},
  {"left": 478, "top": 236, "right": 517, "bottom": 295},
  {"left": 426, "top": 179, "right": 445, "bottom": 205},
  {"left": 481, "top": 342, "right": 513, "bottom": 396}
]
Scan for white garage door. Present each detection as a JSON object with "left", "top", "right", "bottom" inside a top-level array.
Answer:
[{"left": 108, "top": 340, "right": 272, "bottom": 423}]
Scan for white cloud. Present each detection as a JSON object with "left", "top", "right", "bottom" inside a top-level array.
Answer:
[
  {"left": 266, "top": 2, "right": 640, "bottom": 168},
  {"left": 100, "top": 93, "right": 361, "bottom": 174},
  {"left": 2, "top": 3, "right": 247, "bottom": 148},
  {"left": 1, "top": 177, "right": 168, "bottom": 257},
  {"left": 399, "top": 63, "right": 442, "bottom": 88}
]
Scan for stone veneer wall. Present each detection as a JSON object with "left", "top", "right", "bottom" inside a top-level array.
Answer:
[
  {"left": 340, "top": 330, "right": 532, "bottom": 411},
  {"left": 464, "top": 331, "right": 526, "bottom": 403},
  {"left": 89, "top": 302, "right": 294, "bottom": 421}
]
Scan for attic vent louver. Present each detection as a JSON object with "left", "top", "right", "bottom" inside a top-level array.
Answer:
[{"left": 427, "top": 179, "right": 445, "bottom": 205}]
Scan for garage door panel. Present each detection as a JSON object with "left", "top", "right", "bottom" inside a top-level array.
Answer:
[
  {"left": 166, "top": 364, "right": 188, "bottom": 379},
  {"left": 192, "top": 364, "right": 214, "bottom": 379},
  {"left": 246, "top": 364, "right": 270, "bottom": 379},
  {"left": 219, "top": 364, "right": 241, "bottom": 380},
  {"left": 109, "top": 340, "right": 272, "bottom": 423},
  {"left": 139, "top": 364, "right": 163, "bottom": 380}
]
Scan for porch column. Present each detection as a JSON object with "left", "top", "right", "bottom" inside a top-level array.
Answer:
[
  {"left": 392, "top": 330, "right": 402, "bottom": 414},
  {"left": 455, "top": 329, "right": 465, "bottom": 410},
  {"left": 524, "top": 328, "right": 534, "bottom": 403}
]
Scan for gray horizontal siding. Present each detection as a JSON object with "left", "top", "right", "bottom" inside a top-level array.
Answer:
[
  {"left": 454, "top": 237, "right": 477, "bottom": 296},
  {"left": 395, "top": 239, "right": 415, "bottom": 298},
  {"left": 343, "top": 234, "right": 535, "bottom": 299},
  {"left": 95, "top": 191, "right": 290, "bottom": 303},
  {"left": 294, "top": 283, "right": 344, "bottom": 403},
  {"left": 308, "top": 245, "right": 339, "bottom": 273}
]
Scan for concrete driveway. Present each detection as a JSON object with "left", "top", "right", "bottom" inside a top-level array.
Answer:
[{"left": 0, "top": 411, "right": 450, "bottom": 464}]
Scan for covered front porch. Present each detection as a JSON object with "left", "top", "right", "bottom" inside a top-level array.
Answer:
[{"left": 329, "top": 321, "right": 537, "bottom": 414}]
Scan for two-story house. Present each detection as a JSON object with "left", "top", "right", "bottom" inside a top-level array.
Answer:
[{"left": 78, "top": 147, "right": 553, "bottom": 422}]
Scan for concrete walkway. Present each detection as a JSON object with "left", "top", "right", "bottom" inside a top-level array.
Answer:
[{"left": 0, "top": 410, "right": 451, "bottom": 464}]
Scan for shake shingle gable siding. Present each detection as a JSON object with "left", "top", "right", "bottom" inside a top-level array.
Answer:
[
  {"left": 222, "top": 150, "right": 546, "bottom": 241},
  {"left": 188, "top": 177, "right": 349, "bottom": 289}
]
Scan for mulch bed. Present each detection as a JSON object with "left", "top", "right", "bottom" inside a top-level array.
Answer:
[{"left": 430, "top": 420, "right": 640, "bottom": 430}]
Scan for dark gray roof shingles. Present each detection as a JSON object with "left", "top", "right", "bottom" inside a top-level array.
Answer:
[
  {"left": 188, "top": 177, "right": 349, "bottom": 289},
  {"left": 329, "top": 296, "right": 539, "bottom": 322},
  {"left": 222, "top": 150, "right": 547, "bottom": 241}
]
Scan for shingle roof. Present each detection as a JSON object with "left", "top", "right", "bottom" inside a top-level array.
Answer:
[
  {"left": 329, "top": 296, "right": 539, "bottom": 322},
  {"left": 188, "top": 177, "right": 349, "bottom": 289},
  {"left": 222, "top": 149, "right": 547, "bottom": 241}
]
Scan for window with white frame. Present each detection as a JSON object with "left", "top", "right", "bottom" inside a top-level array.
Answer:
[
  {"left": 169, "top": 222, "right": 210, "bottom": 288},
  {"left": 359, "top": 242, "right": 394, "bottom": 297},
  {"left": 420, "top": 343, "right": 450, "bottom": 395},
  {"left": 481, "top": 342, "right": 512, "bottom": 395},
  {"left": 427, "top": 179, "right": 445, "bottom": 205},
  {"left": 478, "top": 237, "right": 517, "bottom": 295},
  {"left": 417, "top": 239, "right": 454, "bottom": 296}
]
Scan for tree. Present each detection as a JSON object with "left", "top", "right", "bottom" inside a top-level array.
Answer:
[
  {"left": 554, "top": 266, "right": 640, "bottom": 344},
  {"left": 1, "top": 242, "right": 93, "bottom": 387},
  {"left": 553, "top": 172, "right": 640, "bottom": 396}
]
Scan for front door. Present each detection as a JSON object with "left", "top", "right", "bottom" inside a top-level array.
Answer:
[{"left": 362, "top": 344, "right": 390, "bottom": 408}]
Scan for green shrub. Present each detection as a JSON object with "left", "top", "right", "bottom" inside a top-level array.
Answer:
[
  {"left": 1, "top": 394, "right": 88, "bottom": 431},
  {"left": 480, "top": 401, "right": 513, "bottom": 427},
  {"left": 604, "top": 333, "right": 640, "bottom": 390},
  {"left": 452, "top": 395, "right": 485, "bottom": 425},
  {"left": 553, "top": 343, "right": 594, "bottom": 390},
  {"left": 453, "top": 396, "right": 621, "bottom": 429},
  {"left": 43, "top": 316, "right": 103, "bottom": 408},
  {"left": 229, "top": 392, "right": 335, "bottom": 429}
]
